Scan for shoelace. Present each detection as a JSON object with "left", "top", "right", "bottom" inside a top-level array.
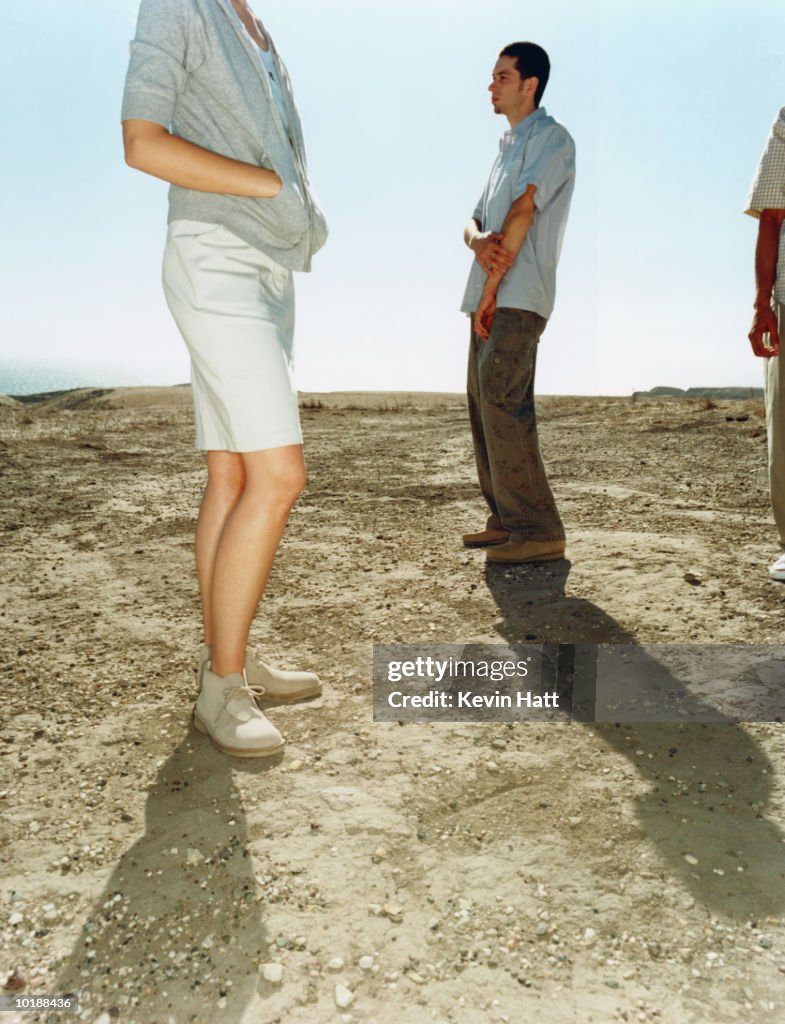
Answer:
[{"left": 224, "top": 683, "right": 268, "bottom": 721}]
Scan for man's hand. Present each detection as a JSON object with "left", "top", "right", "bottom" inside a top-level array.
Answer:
[
  {"left": 472, "top": 232, "right": 515, "bottom": 275},
  {"left": 475, "top": 284, "right": 498, "bottom": 341},
  {"left": 749, "top": 305, "right": 780, "bottom": 357}
]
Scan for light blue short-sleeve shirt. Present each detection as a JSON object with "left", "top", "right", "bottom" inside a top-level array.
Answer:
[
  {"left": 745, "top": 107, "right": 785, "bottom": 305},
  {"left": 461, "top": 107, "right": 576, "bottom": 320}
]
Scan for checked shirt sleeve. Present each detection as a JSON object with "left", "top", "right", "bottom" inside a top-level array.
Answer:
[
  {"left": 514, "top": 125, "right": 575, "bottom": 212},
  {"left": 745, "top": 108, "right": 785, "bottom": 218}
]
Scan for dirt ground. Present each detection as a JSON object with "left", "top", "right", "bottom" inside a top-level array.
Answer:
[{"left": 1, "top": 388, "right": 785, "bottom": 1024}]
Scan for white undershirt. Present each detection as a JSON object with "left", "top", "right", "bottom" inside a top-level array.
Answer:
[
  {"left": 231, "top": 7, "right": 291, "bottom": 135},
  {"left": 257, "top": 42, "right": 290, "bottom": 134}
]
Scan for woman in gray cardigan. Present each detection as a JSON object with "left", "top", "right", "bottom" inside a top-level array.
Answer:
[{"left": 122, "top": 0, "right": 328, "bottom": 758}]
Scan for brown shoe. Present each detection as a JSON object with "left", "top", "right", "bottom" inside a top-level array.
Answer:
[
  {"left": 486, "top": 539, "right": 566, "bottom": 564},
  {"left": 462, "top": 528, "right": 510, "bottom": 548}
]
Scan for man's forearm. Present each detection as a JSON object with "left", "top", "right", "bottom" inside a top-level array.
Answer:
[{"left": 482, "top": 184, "right": 537, "bottom": 291}]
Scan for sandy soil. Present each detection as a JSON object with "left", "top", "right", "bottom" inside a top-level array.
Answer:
[{"left": 1, "top": 388, "right": 785, "bottom": 1024}]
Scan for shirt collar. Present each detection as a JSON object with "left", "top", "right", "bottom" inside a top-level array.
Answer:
[{"left": 505, "top": 106, "right": 547, "bottom": 139}]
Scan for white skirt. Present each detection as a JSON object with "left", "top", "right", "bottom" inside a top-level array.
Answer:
[{"left": 162, "top": 219, "right": 302, "bottom": 452}]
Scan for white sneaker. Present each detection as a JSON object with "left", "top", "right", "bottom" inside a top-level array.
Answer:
[
  {"left": 194, "top": 667, "right": 285, "bottom": 758},
  {"left": 769, "top": 553, "right": 785, "bottom": 582},
  {"left": 197, "top": 645, "right": 322, "bottom": 703}
]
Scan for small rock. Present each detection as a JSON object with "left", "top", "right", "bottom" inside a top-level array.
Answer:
[
  {"left": 9, "top": 912, "right": 23, "bottom": 926},
  {"left": 683, "top": 572, "right": 702, "bottom": 586},
  {"left": 260, "top": 963, "right": 283, "bottom": 984},
  {"left": 288, "top": 760, "right": 303, "bottom": 771},
  {"left": 335, "top": 983, "right": 354, "bottom": 1009},
  {"left": 684, "top": 854, "right": 699, "bottom": 866},
  {"left": 42, "top": 905, "right": 59, "bottom": 926},
  {"left": 604, "top": 978, "right": 620, "bottom": 989},
  {"left": 327, "top": 957, "right": 345, "bottom": 971},
  {"left": 358, "top": 955, "right": 374, "bottom": 971},
  {"left": 382, "top": 903, "right": 403, "bottom": 923},
  {"left": 3, "top": 970, "right": 26, "bottom": 992},
  {"left": 186, "top": 848, "right": 204, "bottom": 866},
  {"left": 583, "top": 927, "right": 597, "bottom": 946}
]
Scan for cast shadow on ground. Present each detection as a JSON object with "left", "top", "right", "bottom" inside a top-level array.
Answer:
[
  {"left": 483, "top": 558, "right": 785, "bottom": 920},
  {"left": 48, "top": 731, "right": 282, "bottom": 1024}
]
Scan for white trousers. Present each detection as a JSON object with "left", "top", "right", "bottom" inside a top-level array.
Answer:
[{"left": 162, "top": 220, "right": 302, "bottom": 452}]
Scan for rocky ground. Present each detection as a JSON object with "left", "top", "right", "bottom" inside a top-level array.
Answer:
[{"left": 1, "top": 388, "right": 784, "bottom": 1024}]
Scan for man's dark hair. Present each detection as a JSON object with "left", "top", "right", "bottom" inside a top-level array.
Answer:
[{"left": 499, "top": 42, "right": 550, "bottom": 107}]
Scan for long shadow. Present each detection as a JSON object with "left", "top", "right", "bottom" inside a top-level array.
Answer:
[
  {"left": 484, "top": 559, "right": 785, "bottom": 919},
  {"left": 46, "top": 730, "right": 282, "bottom": 1023}
]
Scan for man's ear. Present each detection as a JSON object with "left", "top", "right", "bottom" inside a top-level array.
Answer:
[{"left": 525, "top": 75, "right": 539, "bottom": 101}]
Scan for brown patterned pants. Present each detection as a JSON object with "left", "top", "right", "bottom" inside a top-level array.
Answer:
[{"left": 467, "top": 308, "right": 565, "bottom": 542}]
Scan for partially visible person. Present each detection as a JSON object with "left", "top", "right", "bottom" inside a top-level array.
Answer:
[
  {"left": 121, "top": 0, "right": 327, "bottom": 757},
  {"left": 745, "top": 107, "right": 785, "bottom": 581},
  {"left": 461, "top": 42, "right": 575, "bottom": 564}
]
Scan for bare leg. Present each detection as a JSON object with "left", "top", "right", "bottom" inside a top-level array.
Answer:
[
  {"left": 208, "top": 444, "right": 306, "bottom": 677},
  {"left": 196, "top": 451, "right": 246, "bottom": 647}
]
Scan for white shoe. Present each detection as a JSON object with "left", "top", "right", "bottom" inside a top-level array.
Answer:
[
  {"left": 197, "top": 645, "right": 322, "bottom": 703},
  {"left": 769, "top": 552, "right": 785, "bottom": 582},
  {"left": 194, "top": 667, "right": 285, "bottom": 758}
]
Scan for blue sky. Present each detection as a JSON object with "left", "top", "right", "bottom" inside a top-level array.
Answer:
[{"left": 2, "top": 0, "right": 784, "bottom": 395}]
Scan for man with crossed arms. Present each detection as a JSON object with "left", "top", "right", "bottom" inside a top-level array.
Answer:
[
  {"left": 461, "top": 41, "right": 575, "bottom": 564},
  {"left": 746, "top": 107, "right": 785, "bottom": 581}
]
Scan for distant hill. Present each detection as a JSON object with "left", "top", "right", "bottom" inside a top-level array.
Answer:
[{"left": 633, "top": 386, "right": 764, "bottom": 400}]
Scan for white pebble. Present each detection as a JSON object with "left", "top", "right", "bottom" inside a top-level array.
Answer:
[
  {"left": 358, "top": 955, "right": 374, "bottom": 970},
  {"left": 260, "top": 963, "right": 283, "bottom": 984},
  {"left": 328, "top": 957, "right": 345, "bottom": 971},
  {"left": 335, "top": 983, "right": 354, "bottom": 1008}
]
